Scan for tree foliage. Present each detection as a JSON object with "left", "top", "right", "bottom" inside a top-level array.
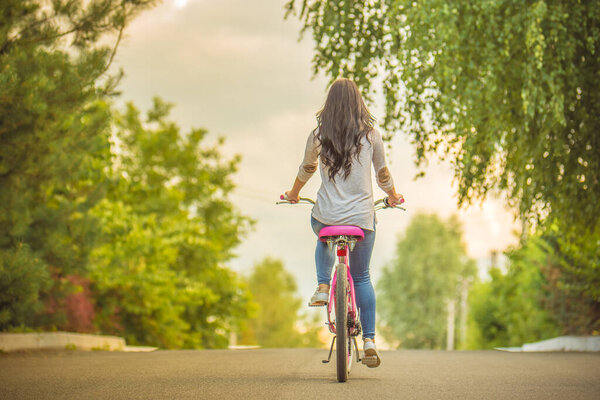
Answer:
[
  {"left": 378, "top": 213, "right": 475, "bottom": 349},
  {"left": 469, "top": 256, "right": 559, "bottom": 349},
  {"left": 547, "top": 223, "right": 600, "bottom": 304},
  {"left": 469, "top": 229, "right": 599, "bottom": 349},
  {"left": 239, "top": 257, "right": 322, "bottom": 348},
  {"left": 90, "top": 99, "right": 253, "bottom": 348},
  {"left": 286, "top": 0, "right": 599, "bottom": 235},
  {"left": 0, "top": 0, "right": 157, "bottom": 329},
  {"left": 1, "top": 1, "right": 255, "bottom": 349}
]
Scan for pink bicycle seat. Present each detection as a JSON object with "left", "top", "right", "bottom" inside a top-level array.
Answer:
[{"left": 319, "top": 226, "right": 365, "bottom": 242}]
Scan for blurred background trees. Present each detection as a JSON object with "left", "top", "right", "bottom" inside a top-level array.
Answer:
[
  {"left": 378, "top": 212, "right": 599, "bottom": 350},
  {"left": 89, "top": 99, "right": 253, "bottom": 348},
  {"left": 468, "top": 240, "right": 562, "bottom": 349},
  {"left": 378, "top": 214, "right": 476, "bottom": 349},
  {"left": 469, "top": 230, "right": 600, "bottom": 349},
  {"left": 239, "top": 257, "right": 322, "bottom": 348}
]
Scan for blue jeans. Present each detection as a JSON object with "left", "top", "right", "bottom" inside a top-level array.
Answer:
[{"left": 310, "top": 216, "right": 376, "bottom": 340}]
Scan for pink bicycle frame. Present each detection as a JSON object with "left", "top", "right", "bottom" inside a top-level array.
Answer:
[{"left": 327, "top": 244, "right": 358, "bottom": 335}]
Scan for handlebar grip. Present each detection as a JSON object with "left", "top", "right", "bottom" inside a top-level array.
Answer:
[{"left": 382, "top": 196, "right": 405, "bottom": 207}]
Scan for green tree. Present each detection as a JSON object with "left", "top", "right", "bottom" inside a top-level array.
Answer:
[
  {"left": 89, "top": 98, "right": 253, "bottom": 348},
  {"left": 469, "top": 239, "right": 560, "bottom": 348},
  {"left": 286, "top": 0, "right": 599, "bottom": 233},
  {"left": 544, "top": 222, "right": 600, "bottom": 311},
  {"left": 378, "top": 213, "right": 476, "bottom": 349},
  {"left": 469, "top": 230, "right": 599, "bottom": 349},
  {"left": 239, "top": 257, "right": 322, "bottom": 348},
  {"left": 0, "top": 0, "right": 157, "bottom": 330}
]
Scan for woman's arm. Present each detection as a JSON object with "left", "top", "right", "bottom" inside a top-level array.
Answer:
[
  {"left": 372, "top": 129, "right": 404, "bottom": 206},
  {"left": 285, "top": 177, "right": 306, "bottom": 203},
  {"left": 287, "top": 131, "right": 319, "bottom": 202}
]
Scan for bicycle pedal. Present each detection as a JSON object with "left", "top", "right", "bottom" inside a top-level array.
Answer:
[{"left": 308, "top": 301, "right": 327, "bottom": 307}]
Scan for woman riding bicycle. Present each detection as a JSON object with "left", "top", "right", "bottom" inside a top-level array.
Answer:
[{"left": 284, "top": 78, "right": 403, "bottom": 368}]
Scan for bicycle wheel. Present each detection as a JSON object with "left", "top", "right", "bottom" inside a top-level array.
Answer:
[{"left": 335, "top": 262, "right": 349, "bottom": 382}]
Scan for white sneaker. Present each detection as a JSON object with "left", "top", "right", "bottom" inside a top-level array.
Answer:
[
  {"left": 362, "top": 340, "right": 381, "bottom": 368},
  {"left": 308, "top": 289, "right": 328, "bottom": 307}
]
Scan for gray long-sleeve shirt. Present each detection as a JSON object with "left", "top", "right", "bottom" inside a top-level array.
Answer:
[{"left": 297, "top": 128, "right": 393, "bottom": 231}]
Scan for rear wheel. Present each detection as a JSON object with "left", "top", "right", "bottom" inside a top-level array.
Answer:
[{"left": 335, "top": 262, "right": 349, "bottom": 382}]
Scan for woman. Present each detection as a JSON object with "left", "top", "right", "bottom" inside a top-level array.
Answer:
[{"left": 285, "top": 78, "right": 403, "bottom": 367}]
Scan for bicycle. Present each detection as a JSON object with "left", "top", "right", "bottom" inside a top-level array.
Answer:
[{"left": 277, "top": 195, "right": 405, "bottom": 382}]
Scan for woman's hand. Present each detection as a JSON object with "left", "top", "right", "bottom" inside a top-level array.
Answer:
[
  {"left": 386, "top": 191, "right": 404, "bottom": 207},
  {"left": 284, "top": 178, "right": 306, "bottom": 204},
  {"left": 285, "top": 190, "right": 300, "bottom": 204}
]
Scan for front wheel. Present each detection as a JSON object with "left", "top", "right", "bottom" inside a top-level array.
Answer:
[{"left": 335, "top": 263, "right": 349, "bottom": 382}]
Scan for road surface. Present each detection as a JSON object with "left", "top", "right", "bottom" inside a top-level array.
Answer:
[{"left": 1, "top": 349, "right": 599, "bottom": 399}]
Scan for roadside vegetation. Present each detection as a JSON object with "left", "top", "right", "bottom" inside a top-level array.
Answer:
[
  {"left": 239, "top": 257, "right": 322, "bottom": 348},
  {"left": 0, "top": 0, "right": 255, "bottom": 349}
]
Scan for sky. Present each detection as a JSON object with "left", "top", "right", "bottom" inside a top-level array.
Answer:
[{"left": 112, "top": 0, "right": 520, "bottom": 298}]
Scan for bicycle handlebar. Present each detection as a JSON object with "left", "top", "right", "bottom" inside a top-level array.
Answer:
[
  {"left": 276, "top": 194, "right": 316, "bottom": 205},
  {"left": 374, "top": 197, "right": 406, "bottom": 211},
  {"left": 277, "top": 194, "right": 405, "bottom": 211}
]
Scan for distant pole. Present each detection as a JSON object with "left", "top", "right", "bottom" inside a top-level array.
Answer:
[
  {"left": 459, "top": 278, "right": 469, "bottom": 348},
  {"left": 446, "top": 299, "right": 455, "bottom": 351},
  {"left": 491, "top": 250, "right": 498, "bottom": 268}
]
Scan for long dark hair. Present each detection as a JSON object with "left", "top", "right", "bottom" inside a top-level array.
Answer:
[{"left": 316, "top": 78, "right": 375, "bottom": 182}]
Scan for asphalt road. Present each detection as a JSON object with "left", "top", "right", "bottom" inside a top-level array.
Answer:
[{"left": 1, "top": 349, "right": 599, "bottom": 399}]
